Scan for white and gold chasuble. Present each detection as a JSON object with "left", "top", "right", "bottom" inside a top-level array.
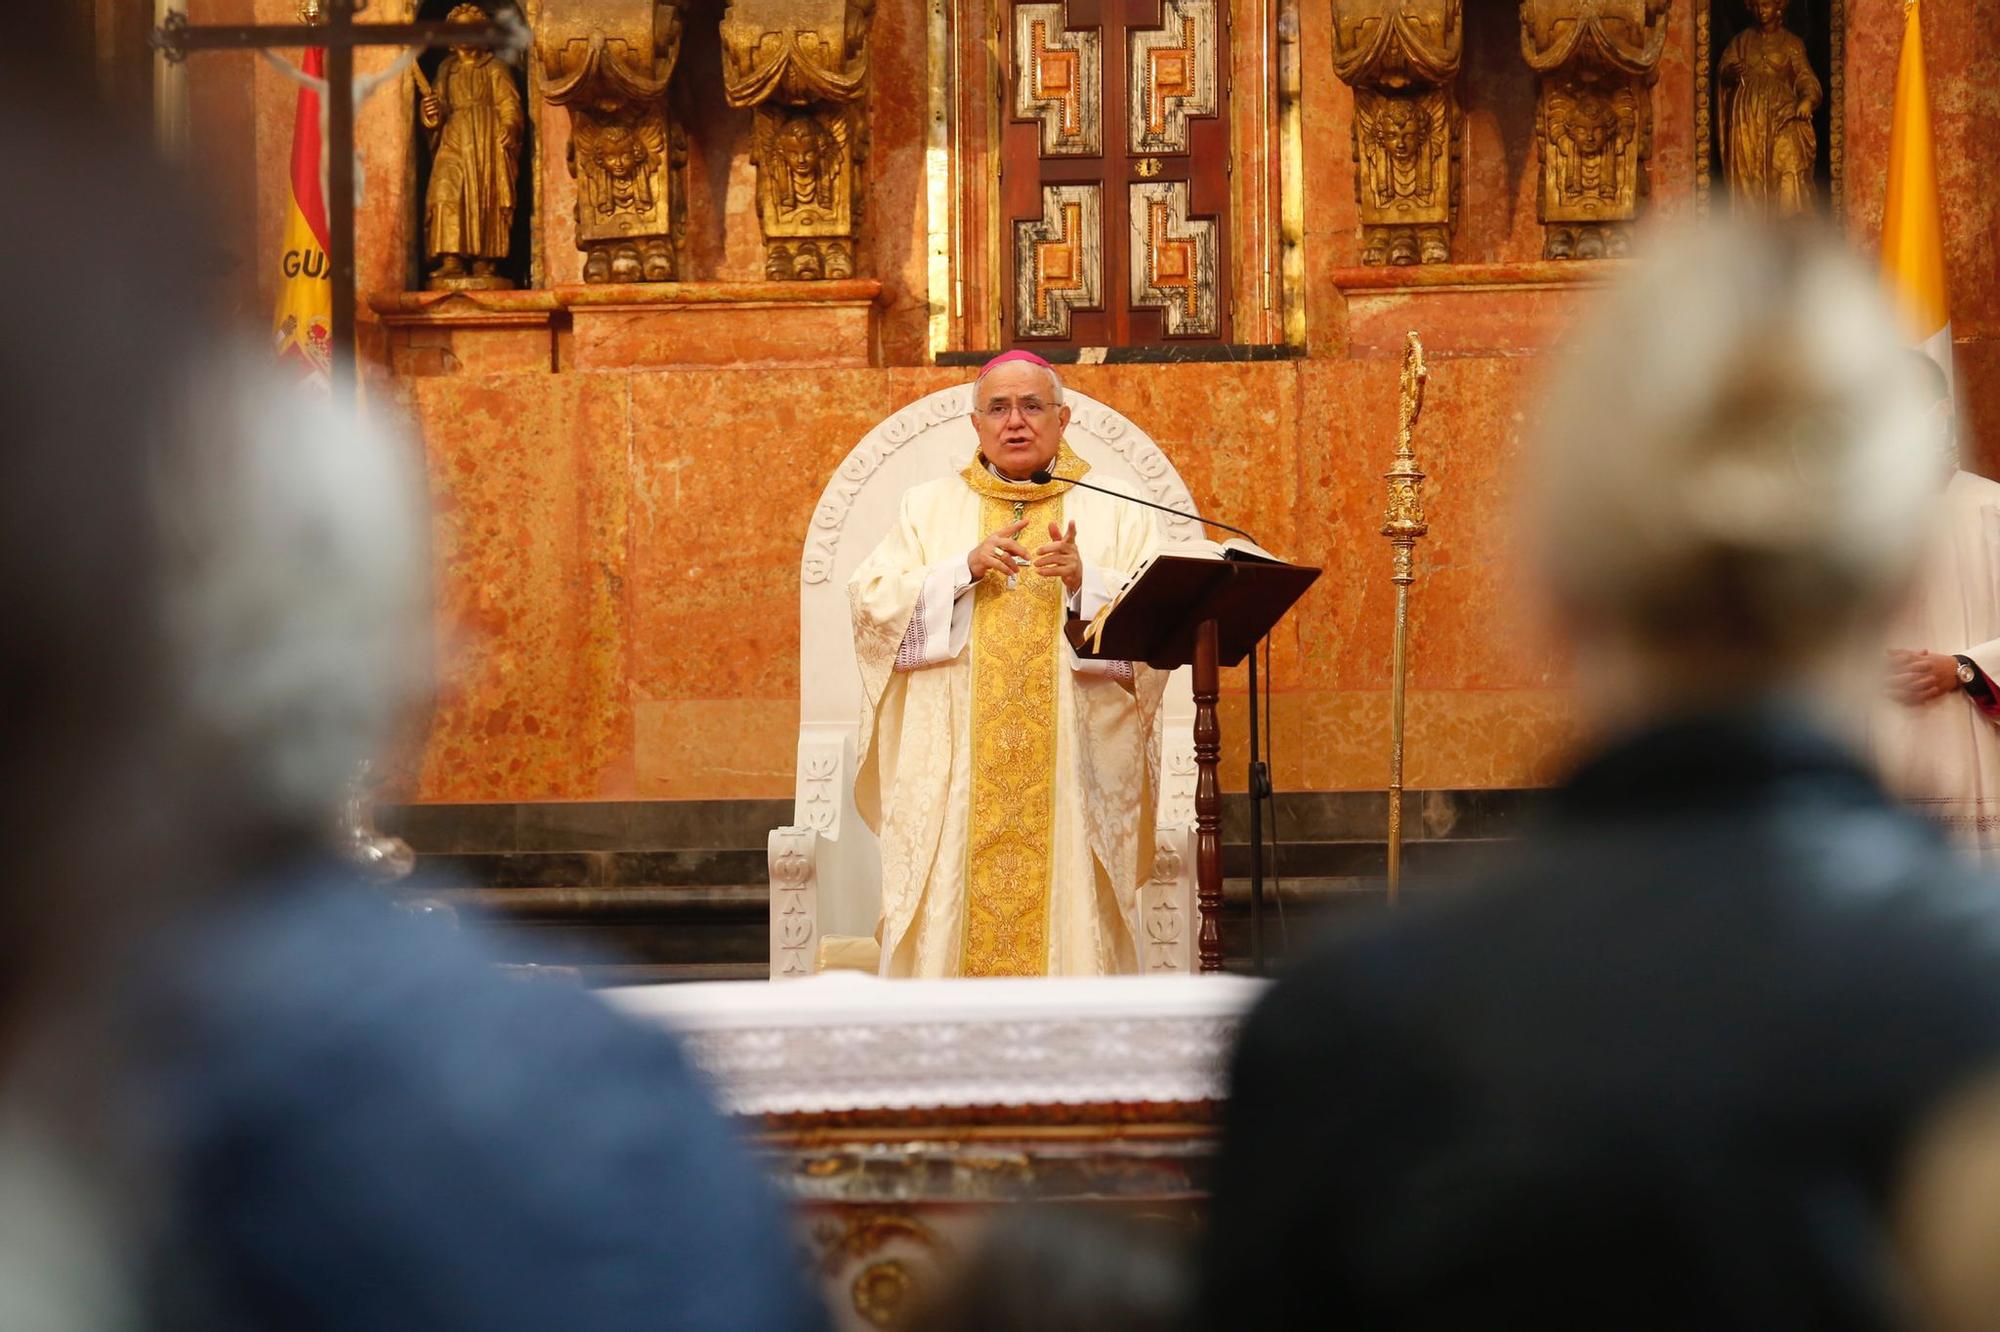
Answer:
[{"left": 849, "top": 443, "right": 1167, "bottom": 977}]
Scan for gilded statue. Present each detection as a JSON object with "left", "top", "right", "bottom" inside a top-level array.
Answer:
[
  {"left": 418, "top": 4, "right": 524, "bottom": 290},
  {"left": 1331, "top": 0, "right": 1462, "bottom": 266},
  {"left": 721, "top": 0, "right": 873, "bottom": 280},
  {"left": 538, "top": 0, "right": 686, "bottom": 283},
  {"left": 1519, "top": 0, "right": 1670, "bottom": 259},
  {"left": 1717, "top": 0, "right": 1822, "bottom": 218}
]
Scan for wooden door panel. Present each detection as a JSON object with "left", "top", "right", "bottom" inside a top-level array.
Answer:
[{"left": 1004, "top": 0, "right": 1230, "bottom": 348}]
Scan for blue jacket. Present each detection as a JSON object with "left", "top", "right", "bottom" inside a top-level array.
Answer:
[{"left": 132, "top": 865, "right": 825, "bottom": 1332}]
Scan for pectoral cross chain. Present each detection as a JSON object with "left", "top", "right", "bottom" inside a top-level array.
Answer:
[{"left": 1008, "top": 500, "right": 1025, "bottom": 588}]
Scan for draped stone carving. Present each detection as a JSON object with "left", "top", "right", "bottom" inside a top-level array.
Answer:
[
  {"left": 1519, "top": 0, "right": 1671, "bottom": 260},
  {"left": 1331, "top": 0, "right": 1462, "bottom": 266},
  {"left": 721, "top": 0, "right": 874, "bottom": 280},
  {"left": 538, "top": 0, "right": 687, "bottom": 283}
]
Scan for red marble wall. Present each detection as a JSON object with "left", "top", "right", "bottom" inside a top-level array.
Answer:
[
  {"left": 177, "top": 0, "right": 2000, "bottom": 800},
  {"left": 393, "top": 356, "right": 1575, "bottom": 800}
]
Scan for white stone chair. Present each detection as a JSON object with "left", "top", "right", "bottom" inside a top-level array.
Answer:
[{"left": 770, "top": 383, "right": 1203, "bottom": 978}]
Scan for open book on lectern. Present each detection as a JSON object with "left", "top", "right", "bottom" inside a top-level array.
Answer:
[
  {"left": 1175, "top": 536, "right": 1283, "bottom": 564},
  {"left": 1067, "top": 540, "right": 1321, "bottom": 672}
]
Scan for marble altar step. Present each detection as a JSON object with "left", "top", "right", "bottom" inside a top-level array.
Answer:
[{"left": 377, "top": 791, "right": 1540, "bottom": 982}]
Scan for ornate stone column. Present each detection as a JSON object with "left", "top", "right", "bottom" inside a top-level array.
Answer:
[
  {"left": 537, "top": 0, "right": 687, "bottom": 283},
  {"left": 719, "top": 0, "right": 873, "bottom": 281},
  {"left": 1519, "top": 0, "right": 1670, "bottom": 259},
  {"left": 1330, "top": 0, "right": 1462, "bottom": 266}
]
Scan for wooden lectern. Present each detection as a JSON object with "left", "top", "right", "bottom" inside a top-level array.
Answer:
[{"left": 1069, "top": 553, "right": 1321, "bottom": 973}]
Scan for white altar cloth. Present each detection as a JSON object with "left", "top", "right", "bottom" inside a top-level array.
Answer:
[{"left": 605, "top": 974, "right": 1267, "bottom": 1117}]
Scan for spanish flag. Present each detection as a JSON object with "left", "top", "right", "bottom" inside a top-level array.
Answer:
[
  {"left": 1881, "top": 0, "right": 1952, "bottom": 388},
  {"left": 273, "top": 44, "right": 333, "bottom": 383}
]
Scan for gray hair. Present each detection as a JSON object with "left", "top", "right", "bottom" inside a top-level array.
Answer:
[
  {"left": 153, "top": 352, "right": 430, "bottom": 834},
  {"left": 974, "top": 358, "right": 1066, "bottom": 407},
  {"left": 1530, "top": 220, "right": 1936, "bottom": 667}
]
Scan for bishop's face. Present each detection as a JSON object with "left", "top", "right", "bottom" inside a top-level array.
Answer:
[{"left": 971, "top": 361, "right": 1069, "bottom": 481}]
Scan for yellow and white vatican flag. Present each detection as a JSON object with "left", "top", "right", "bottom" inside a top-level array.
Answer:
[
  {"left": 274, "top": 44, "right": 333, "bottom": 386},
  {"left": 1881, "top": 0, "right": 1952, "bottom": 387}
]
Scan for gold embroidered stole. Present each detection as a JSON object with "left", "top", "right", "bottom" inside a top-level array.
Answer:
[{"left": 958, "top": 442, "right": 1090, "bottom": 977}]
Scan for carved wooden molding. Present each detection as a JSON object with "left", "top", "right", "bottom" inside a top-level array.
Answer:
[
  {"left": 797, "top": 738, "right": 843, "bottom": 836},
  {"left": 1144, "top": 825, "right": 1195, "bottom": 973},
  {"left": 769, "top": 825, "right": 819, "bottom": 979}
]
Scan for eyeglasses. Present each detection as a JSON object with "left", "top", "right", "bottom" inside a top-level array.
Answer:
[{"left": 979, "top": 397, "right": 1050, "bottom": 421}]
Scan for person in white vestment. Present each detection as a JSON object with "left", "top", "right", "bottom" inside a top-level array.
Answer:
[
  {"left": 848, "top": 351, "right": 1168, "bottom": 978},
  {"left": 1873, "top": 354, "right": 2000, "bottom": 859}
]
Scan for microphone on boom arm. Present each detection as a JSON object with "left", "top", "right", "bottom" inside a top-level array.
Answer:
[
  {"left": 1026, "top": 469, "right": 1261, "bottom": 547},
  {"left": 1031, "top": 463, "right": 1283, "bottom": 973}
]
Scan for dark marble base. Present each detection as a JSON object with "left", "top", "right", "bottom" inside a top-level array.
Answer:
[
  {"left": 381, "top": 789, "right": 1539, "bottom": 856},
  {"left": 377, "top": 790, "right": 1544, "bottom": 981}
]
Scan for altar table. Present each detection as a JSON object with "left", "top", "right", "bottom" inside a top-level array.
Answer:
[{"left": 606, "top": 974, "right": 1265, "bottom": 1330}]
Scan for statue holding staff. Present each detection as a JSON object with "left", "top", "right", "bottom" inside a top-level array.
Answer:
[{"left": 419, "top": 3, "right": 524, "bottom": 289}]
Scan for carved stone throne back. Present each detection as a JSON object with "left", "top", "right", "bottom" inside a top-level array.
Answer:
[{"left": 790, "top": 383, "right": 1203, "bottom": 946}]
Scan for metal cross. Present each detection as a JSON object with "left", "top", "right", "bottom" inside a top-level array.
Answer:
[{"left": 154, "top": 0, "right": 529, "bottom": 400}]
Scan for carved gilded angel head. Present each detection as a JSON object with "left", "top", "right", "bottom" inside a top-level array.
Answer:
[
  {"left": 1379, "top": 98, "right": 1426, "bottom": 163},
  {"left": 595, "top": 124, "right": 648, "bottom": 182},
  {"left": 776, "top": 118, "right": 824, "bottom": 178}
]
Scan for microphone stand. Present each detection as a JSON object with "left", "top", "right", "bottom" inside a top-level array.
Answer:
[{"left": 1033, "top": 469, "right": 1273, "bottom": 974}]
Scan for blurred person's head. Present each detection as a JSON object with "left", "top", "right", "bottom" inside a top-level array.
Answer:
[
  {"left": 155, "top": 360, "right": 430, "bottom": 859},
  {"left": 1527, "top": 220, "right": 1938, "bottom": 734},
  {"left": 903, "top": 1205, "right": 1190, "bottom": 1332},
  {"left": 0, "top": 110, "right": 206, "bottom": 1051}
]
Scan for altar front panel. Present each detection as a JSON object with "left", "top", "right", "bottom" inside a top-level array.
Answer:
[{"left": 608, "top": 975, "right": 1260, "bottom": 1331}]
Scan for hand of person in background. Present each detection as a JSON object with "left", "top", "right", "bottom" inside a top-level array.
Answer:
[{"left": 1887, "top": 648, "right": 1963, "bottom": 705}]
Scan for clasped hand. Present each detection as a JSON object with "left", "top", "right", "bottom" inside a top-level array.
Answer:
[
  {"left": 1886, "top": 648, "right": 1961, "bottom": 705},
  {"left": 966, "top": 520, "right": 1082, "bottom": 595}
]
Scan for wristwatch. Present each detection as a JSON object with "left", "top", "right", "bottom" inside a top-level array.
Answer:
[{"left": 1956, "top": 656, "right": 1979, "bottom": 688}]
